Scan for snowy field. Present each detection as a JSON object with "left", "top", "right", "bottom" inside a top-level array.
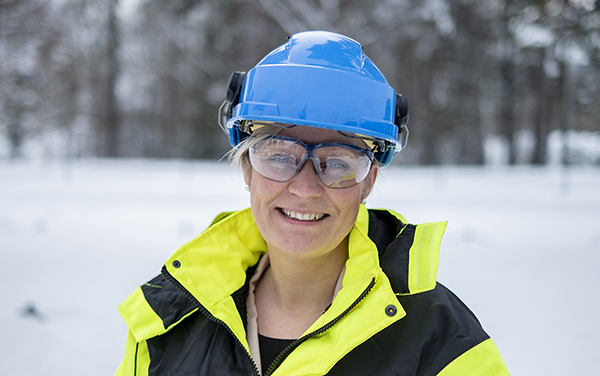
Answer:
[{"left": 1, "top": 158, "right": 599, "bottom": 376}]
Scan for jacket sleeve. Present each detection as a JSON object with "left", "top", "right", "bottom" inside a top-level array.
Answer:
[
  {"left": 115, "top": 330, "right": 150, "bottom": 376},
  {"left": 437, "top": 338, "right": 510, "bottom": 376}
]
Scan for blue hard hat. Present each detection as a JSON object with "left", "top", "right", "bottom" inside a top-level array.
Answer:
[{"left": 219, "top": 31, "right": 408, "bottom": 166}]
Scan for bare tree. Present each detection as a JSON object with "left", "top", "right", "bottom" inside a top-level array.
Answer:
[
  {"left": 0, "top": 0, "right": 49, "bottom": 158},
  {"left": 3, "top": 0, "right": 599, "bottom": 163},
  {"left": 102, "top": 0, "right": 121, "bottom": 157}
]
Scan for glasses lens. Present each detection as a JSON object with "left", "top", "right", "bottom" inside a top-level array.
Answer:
[
  {"left": 313, "top": 146, "right": 372, "bottom": 188},
  {"left": 249, "top": 137, "right": 372, "bottom": 188},
  {"left": 249, "top": 138, "right": 306, "bottom": 182}
]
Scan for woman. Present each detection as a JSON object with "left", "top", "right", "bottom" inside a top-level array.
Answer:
[{"left": 116, "top": 31, "right": 509, "bottom": 375}]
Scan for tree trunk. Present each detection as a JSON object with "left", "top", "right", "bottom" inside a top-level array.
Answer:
[
  {"left": 501, "top": 59, "right": 518, "bottom": 164},
  {"left": 560, "top": 58, "right": 573, "bottom": 166},
  {"left": 532, "top": 48, "right": 550, "bottom": 165},
  {"left": 104, "top": 0, "right": 120, "bottom": 157}
]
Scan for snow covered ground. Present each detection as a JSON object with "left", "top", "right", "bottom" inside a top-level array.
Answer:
[{"left": 1, "top": 158, "right": 598, "bottom": 375}]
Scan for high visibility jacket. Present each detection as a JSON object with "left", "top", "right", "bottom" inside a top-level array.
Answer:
[{"left": 116, "top": 205, "right": 510, "bottom": 375}]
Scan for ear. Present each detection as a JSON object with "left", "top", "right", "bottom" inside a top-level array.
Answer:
[
  {"left": 243, "top": 165, "right": 252, "bottom": 190},
  {"left": 361, "top": 165, "right": 379, "bottom": 201}
]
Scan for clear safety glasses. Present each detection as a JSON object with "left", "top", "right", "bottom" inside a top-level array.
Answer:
[{"left": 249, "top": 135, "right": 374, "bottom": 188}]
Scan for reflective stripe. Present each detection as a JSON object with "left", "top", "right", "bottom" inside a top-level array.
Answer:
[
  {"left": 438, "top": 339, "right": 510, "bottom": 376},
  {"left": 408, "top": 222, "right": 447, "bottom": 294}
]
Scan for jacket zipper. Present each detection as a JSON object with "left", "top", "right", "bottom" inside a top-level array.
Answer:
[
  {"left": 264, "top": 277, "right": 376, "bottom": 376},
  {"left": 161, "top": 265, "right": 261, "bottom": 376}
]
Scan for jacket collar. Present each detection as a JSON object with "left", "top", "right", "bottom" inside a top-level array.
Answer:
[
  {"left": 367, "top": 208, "right": 448, "bottom": 295},
  {"left": 162, "top": 205, "right": 388, "bottom": 309},
  {"left": 120, "top": 205, "right": 447, "bottom": 348}
]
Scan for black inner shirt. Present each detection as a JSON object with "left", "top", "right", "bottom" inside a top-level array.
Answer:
[{"left": 258, "top": 334, "right": 295, "bottom": 373}]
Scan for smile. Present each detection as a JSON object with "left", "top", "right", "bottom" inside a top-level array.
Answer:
[{"left": 279, "top": 208, "right": 327, "bottom": 221}]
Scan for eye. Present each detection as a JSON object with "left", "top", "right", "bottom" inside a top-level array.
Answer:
[
  {"left": 267, "top": 153, "right": 296, "bottom": 165},
  {"left": 325, "top": 158, "right": 350, "bottom": 170}
]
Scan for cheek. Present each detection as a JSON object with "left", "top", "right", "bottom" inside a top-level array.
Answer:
[
  {"left": 335, "top": 188, "right": 364, "bottom": 222},
  {"left": 248, "top": 171, "right": 282, "bottom": 212}
]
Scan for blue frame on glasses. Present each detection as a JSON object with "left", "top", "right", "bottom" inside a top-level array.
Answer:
[
  {"left": 250, "top": 135, "right": 374, "bottom": 188},
  {"left": 275, "top": 135, "right": 374, "bottom": 157}
]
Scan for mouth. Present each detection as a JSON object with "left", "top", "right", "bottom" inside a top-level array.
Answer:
[{"left": 278, "top": 208, "right": 328, "bottom": 222}]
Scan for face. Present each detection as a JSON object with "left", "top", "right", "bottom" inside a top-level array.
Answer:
[{"left": 245, "top": 126, "right": 378, "bottom": 261}]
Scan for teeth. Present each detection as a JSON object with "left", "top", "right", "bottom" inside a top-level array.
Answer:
[{"left": 281, "top": 208, "right": 325, "bottom": 221}]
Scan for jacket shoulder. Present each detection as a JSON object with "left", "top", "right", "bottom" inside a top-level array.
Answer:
[
  {"left": 118, "top": 273, "right": 198, "bottom": 342},
  {"left": 404, "top": 284, "right": 509, "bottom": 375},
  {"left": 327, "top": 283, "right": 499, "bottom": 375},
  {"left": 398, "top": 283, "right": 491, "bottom": 373}
]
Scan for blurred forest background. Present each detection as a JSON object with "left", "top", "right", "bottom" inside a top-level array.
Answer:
[{"left": 1, "top": 0, "right": 599, "bottom": 165}]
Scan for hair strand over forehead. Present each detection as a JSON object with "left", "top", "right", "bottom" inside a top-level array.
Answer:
[{"left": 225, "top": 126, "right": 281, "bottom": 176}]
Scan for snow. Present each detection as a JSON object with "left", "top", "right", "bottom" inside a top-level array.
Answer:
[{"left": 1, "top": 159, "right": 599, "bottom": 375}]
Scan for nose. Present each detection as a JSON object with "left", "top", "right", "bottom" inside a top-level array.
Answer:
[{"left": 287, "top": 157, "right": 323, "bottom": 198}]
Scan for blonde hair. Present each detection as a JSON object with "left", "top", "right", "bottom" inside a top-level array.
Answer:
[{"left": 225, "top": 125, "right": 281, "bottom": 176}]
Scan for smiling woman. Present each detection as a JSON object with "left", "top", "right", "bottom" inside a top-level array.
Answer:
[{"left": 115, "top": 31, "right": 510, "bottom": 376}]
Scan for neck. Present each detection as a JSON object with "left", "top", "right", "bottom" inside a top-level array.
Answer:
[
  {"left": 255, "top": 237, "right": 349, "bottom": 338},
  {"left": 269, "top": 244, "right": 347, "bottom": 308}
]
